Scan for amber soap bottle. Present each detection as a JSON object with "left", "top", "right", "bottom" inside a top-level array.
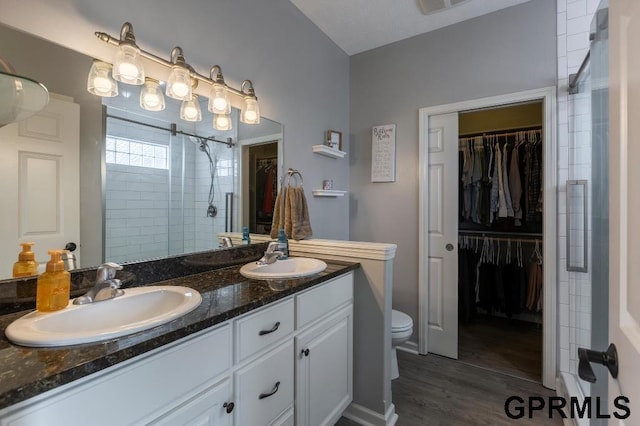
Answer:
[
  {"left": 13, "top": 242, "right": 38, "bottom": 278},
  {"left": 36, "top": 250, "right": 71, "bottom": 312}
]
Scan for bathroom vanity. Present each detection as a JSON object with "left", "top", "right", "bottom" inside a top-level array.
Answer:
[{"left": 0, "top": 253, "right": 357, "bottom": 426}]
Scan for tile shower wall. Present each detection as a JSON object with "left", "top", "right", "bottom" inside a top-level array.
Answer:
[
  {"left": 105, "top": 117, "right": 172, "bottom": 263},
  {"left": 557, "top": 0, "right": 599, "bottom": 393}
]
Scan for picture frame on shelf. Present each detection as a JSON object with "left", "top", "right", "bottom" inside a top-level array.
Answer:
[{"left": 326, "top": 130, "right": 342, "bottom": 151}]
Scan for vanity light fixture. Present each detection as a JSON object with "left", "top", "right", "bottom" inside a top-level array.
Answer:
[
  {"left": 240, "top": 80, "right": 260, "bottom": 124},
  {"left": 166, "top": 47, "right": 193, "bottom": 101},
  {"left": 111, "top": 22, "right": 144, "bottom": 85},
  {"left": 213, "top": 113, "right": 232, "bottom": 131},
  {"left": 87, "top": 60, "right": 118, "bottom": 97},
  {"left": 208, "top": 65, "right": 230, "bottom": 115},
  {"left": 180, "top": 94, "right": 202, "bottom": 122},
  {"left": 92, "top": 21, "right": 261, "bottom": 128},
  {"left": 139, "top": 78, "right": 164, "bottom": 111}
]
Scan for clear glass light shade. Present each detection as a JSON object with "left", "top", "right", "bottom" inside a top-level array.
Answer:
[
  {"left": 87, "top": 61, "right": 118, "bottom": 97},
  {"left": 112, "top": 44, "right": 144, "bottom": 85},
  {"left": 166, "top": 65, "right": 192, "bottom": 101},
  {"left": 180, "top": 95, "right": 202, "bottom": 122},
  {"left": 208, "top": 83, "right": 230, "bottom": 114},
  {"left": 0, "top": 71, "right": 49, "bottom": 126},
  {"left": 139, "top": 79, "right": 165, "bottom": 111},
  {"left": 213, "top": 113, "right": 232, "bottom": 131},
  {"left": 240, "top": 97, "right": 260, "bottom": 124}
]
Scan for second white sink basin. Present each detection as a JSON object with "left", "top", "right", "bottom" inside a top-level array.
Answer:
[
  {"left": 5, "top": 286, "right": 202, "bottom": 347},
  {"left": 239, "top": 257, "right": 327, "bottom": 280}
]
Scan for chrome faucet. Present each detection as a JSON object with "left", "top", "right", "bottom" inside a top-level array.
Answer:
[
  {"left": 256, "top": 242, "right": 284, "bottom": 265},
  {"left": 73, "top": 262, "right": 124, "bottom": 305},
  {"left": 219, "top": 236, "right": 233, "bottom": 248}
]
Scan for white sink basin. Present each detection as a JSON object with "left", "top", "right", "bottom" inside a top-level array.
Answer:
[
  {"left": 5, "top": 286, "right": 202, "bottom": 347},
  {"left": 239, "top": 257, "right": 327, "bottom": 280}
]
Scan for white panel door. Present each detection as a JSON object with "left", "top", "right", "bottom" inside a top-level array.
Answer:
[
  {"left": 609, "top": 0, "right": 640, "bottom": 414},
  {"left": 0, "top": 94, "right": 80, "bottom": 276},
  {"left": 426, "top": 112, "right": 459, "bottom": 359}
]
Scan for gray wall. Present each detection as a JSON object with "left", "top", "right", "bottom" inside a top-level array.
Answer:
[
  {"left": 349, "top": 0, "right": 557, "bottom": 339},
  {"left": 0, "top": 0, "right": 350, "bottom": 241}
]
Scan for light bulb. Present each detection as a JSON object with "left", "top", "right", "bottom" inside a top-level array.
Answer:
[
  {"left": 213, "top": 97, "right": 227, "bottom": 112},
  {"left": 172, "top": 82, "right": 189, "bottom": 98},
  {"left": 180, "top": 95, "right": 202, "bottom": 122},
  {"left": 112, "top": 44, "right": 144, "bottom": 85},
  {"left": 87, "top": 60, "right": 118, "bottom": 97},
  {"left": 244, "top": 110, "right": 257, "bottom": 122},
  {"left": 144, "top": 93, "right": 160, "bottom": 107},
  {"left": 166, "top": 65, "right": 192, "bottom": 101},
  {"left": 93, "top": 76, "right": 114, "bottom": 96},
  {"left": 214, "top": 113, "right": 232, "bottom": 131},
  {"left": 208, "top": 82, "right": 230, "bottom": 114},
  {"left": 140, "top": 78, "right": 165, "bottom": 111}
]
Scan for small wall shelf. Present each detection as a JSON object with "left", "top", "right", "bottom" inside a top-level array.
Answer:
[
  {"left": 312, "top": 189, "right": 347, "bottom": 197},
  {"left": 312, "top": 145, "right": 347, "bottom": 159}
]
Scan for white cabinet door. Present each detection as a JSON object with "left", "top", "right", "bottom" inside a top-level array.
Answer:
[
  {"left": 150, "top": 378, "right": 233, "bottom": 426},
  {"left": 295, "top": 306, "right": 353, "bottom": 426}
]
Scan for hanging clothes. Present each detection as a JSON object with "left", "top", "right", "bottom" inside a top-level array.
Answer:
[
  {"left": 458, "top": 235, "right": 543, "bottom": 322},
  {"left": 458, "top": 128, "right": 542, "bottom": 232}
]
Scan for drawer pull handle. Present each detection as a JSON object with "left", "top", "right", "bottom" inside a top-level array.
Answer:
[
  {"left": 301, "top": 348, "right": 310, "bottom": 357},
  {"left": 259, "top": 321, "right": 281, "bottom": 336},
  {"left": 223, "top": 402, "right": 234, "bottom": 413},
  {"left": 258, "top": 381, "right": 281, "bottom": 400}
]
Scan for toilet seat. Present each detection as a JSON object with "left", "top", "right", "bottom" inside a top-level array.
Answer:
[{"left": 392, "top": 309, "right": 413, "bottom": 333}]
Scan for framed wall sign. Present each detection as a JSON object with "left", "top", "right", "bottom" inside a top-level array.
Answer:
[
  {"left": 371, "top": 124, "right": 396, "bottom": 182},
  {"left": 326, "top": 130, "right": 342, "bottom": 150}
]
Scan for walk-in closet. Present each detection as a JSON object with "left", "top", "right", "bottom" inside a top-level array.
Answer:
[
  {"left": 247, "top": 142, "right": 278, "bottom": 234},
  {"left": 457, "top": 101, "right": 545, "bottom": 383}
]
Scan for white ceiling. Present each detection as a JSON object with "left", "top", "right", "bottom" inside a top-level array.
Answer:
[{"left": 288, "top": 0, "right": 532, "bottom": 56}]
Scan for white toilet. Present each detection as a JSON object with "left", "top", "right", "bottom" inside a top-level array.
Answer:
[{"left": 391, "top": 309, "right": 413, "bottom": 380}]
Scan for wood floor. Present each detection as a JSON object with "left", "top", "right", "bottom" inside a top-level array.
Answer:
[
  {"left": 336, "top": 351, "right": 561, "bottom": 426},
  {"left": 458, "top": 315, "right": 543, "bottom": 383},
  {"left": 336, "top": 318, "right": 556, "bottom": 425}
]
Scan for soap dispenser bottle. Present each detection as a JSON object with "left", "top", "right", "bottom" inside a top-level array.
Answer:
[
  {"left": 36, "top": 250, "right": 71, "bottom": 312},
  {"left": 277, "top": 229, "right": 289, "bottom": 259},
  {"left": 242, "top": 226, "right": 251, "bottom": 245},
  {"left": 13, "top": 242, "right": 38, "bottom": 277}
]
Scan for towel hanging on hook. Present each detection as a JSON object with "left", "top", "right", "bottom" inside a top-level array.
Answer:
[{"left": 270, "top": 168, "right": 313, "bottom": 240}]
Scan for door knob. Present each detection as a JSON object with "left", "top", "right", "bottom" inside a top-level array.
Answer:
[
  {"left": 577, "top": 343, "right": 618, "bottom": 383},
  {"left": 445, "top": 243, "right": 454, "bottom": 251}
]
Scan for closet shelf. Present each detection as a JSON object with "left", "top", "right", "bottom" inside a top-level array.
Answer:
[
  {"left": 312, "top": 144, "right": 347, "bottom": 159},
  {"left": 312, "top": 189, "right": 347, "bottom": 197}
]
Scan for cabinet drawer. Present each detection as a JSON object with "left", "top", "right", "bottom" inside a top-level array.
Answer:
[
  {"left": 235, "top": 298, "right": 294, "bottom": 362},
  {"left": 296, "top": 273, "right": 353, "bottom": 329},
  {"left": 235, "top": 341, "right": 294, "bottom": 426}
]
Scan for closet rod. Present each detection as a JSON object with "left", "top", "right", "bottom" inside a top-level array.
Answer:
[
  {"left": 458, "top": 126, "right": 542, "bottom": 138},
  {"left": 459, "top": 229, "right": 542, "bottom": 238},
  {"left": 460, "top": 235, "right": 541, "bottom": 243}
]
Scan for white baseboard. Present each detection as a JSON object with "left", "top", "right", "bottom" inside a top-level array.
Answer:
[
  {"left": 343, "top": 402, "right": 398, "bottom": 426},
  {"left": 397, "top": 340, "right": 419, "bottom": 355}
]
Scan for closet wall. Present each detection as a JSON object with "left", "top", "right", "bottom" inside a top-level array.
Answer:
[{"left": 458, "top": 101, "right": 545, "bottom": 347}]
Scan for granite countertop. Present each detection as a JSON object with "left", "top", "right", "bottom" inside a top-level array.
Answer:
[{"left": 0, "top": 258, "right": 359, "bottom": 411}]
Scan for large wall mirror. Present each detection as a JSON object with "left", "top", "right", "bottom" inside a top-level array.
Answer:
[{"left": 0, "top": 22, "right": 282, "bottom": 279}]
